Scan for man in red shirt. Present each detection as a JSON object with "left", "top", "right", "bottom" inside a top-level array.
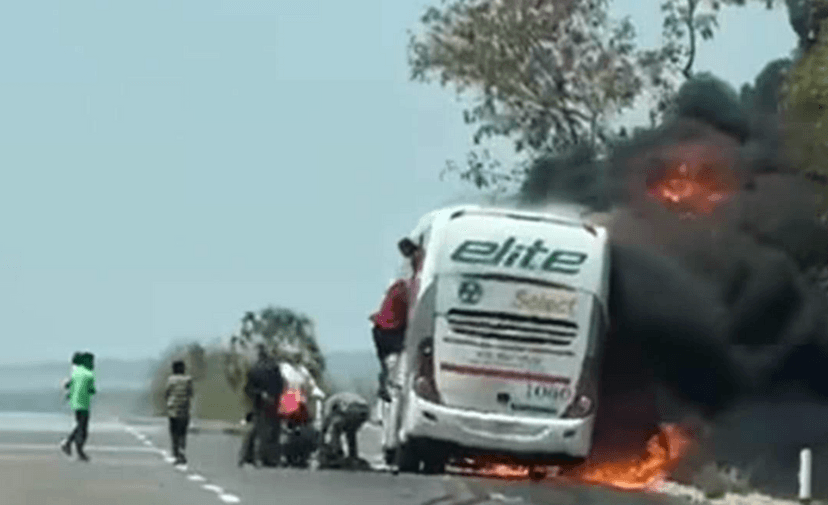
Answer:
[{"left": 371, "top": 238, "right": 422, "bottom": 401}]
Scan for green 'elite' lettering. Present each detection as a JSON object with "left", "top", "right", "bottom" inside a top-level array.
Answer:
[
  {"left": 450, "top": 237, "right": 587, "bottom": 274},
  {"left": 540, "top": 251, "right": 588, "bottom": 274},
  {"left": 449, "top": 240, "right": 500, "bottom": 263}
]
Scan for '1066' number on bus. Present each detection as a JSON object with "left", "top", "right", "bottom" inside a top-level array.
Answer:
[{"left": 526, "top": 383, "right": 572, "bottom": 402}]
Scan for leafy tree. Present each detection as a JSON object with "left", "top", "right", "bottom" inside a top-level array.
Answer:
[
  {"left": 223, "top": 306, "right": 329, "bottom": 394},
  {"left": 643, "top": 0, "right": 780, "bottom": 127},
  {"left": 409, "top": 0, "right": 781, "bottom": 192},
  {"left": 409, "top": 0, "right": 643, "bottom": 190},
  {"left": 782, "top": 12, "right": 828, "bottom": 213}
]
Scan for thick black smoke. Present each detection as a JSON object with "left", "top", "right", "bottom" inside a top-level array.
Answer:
[{"left": 520, "top": 73, "right": 828, "bottom": 473}]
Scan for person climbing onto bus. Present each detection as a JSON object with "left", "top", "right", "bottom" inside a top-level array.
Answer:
[{"left": 370, "top": 237, "right": 422, "bottom": 401}]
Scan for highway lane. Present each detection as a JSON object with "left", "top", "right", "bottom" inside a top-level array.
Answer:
[
  {"left": 0, "top": 411, "right": 705, "bottom": 505},
  {"left": 0, "top": 413, "right": 211, "bottom": 505},
  {"left": 123, "top": 415, "right": 688, "bottom": 505}
]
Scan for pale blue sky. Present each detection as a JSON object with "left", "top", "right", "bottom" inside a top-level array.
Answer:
[{"left": 0, "top": 1, "right": 796, "bottom": 363}]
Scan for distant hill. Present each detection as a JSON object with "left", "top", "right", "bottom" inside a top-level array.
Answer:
[
  {"left": 324, "top": 349, "right": 380, "bottom": 386},
  {"left": 324, "top": 349, "right": 380, "bottom": 400},
  {"left": 2, "top": 350, "right": 378, "bottom": 392},
  {"left": 0, "top": 350, "right": 379, "bottom": 415},
  {"left": 0, "top": 358, "right": 158, "bottom": 392}
]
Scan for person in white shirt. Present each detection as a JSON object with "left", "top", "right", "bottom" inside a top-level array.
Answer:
[{"left": 277, "top": 347, "right": 326, "bottom": 467}]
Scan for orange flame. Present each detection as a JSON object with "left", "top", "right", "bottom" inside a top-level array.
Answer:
[
  {"left": 450, "top": 457, "right": 531, "bottom": 480},
  {"left": 481, "top": 463, "right": 530, "bottom": 479},
  {"left": 646, "top": 156, "right": 736, "bottom": 216},
  {"left": 567, "top": 424, "right": 694, "bottom": 491}
]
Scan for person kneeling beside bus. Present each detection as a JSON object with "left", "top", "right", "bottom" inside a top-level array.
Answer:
[{"left": 318, "top": 392, "right": 371, "bottom": 469}]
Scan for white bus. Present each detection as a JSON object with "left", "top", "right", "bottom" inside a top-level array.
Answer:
[{"left": 380, "top": 204, "right": 610, "bottom": 477}]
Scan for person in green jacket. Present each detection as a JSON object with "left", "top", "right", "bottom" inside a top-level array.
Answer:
[{"left": 61, "top": 351, "right": 96, "bottom": 461}]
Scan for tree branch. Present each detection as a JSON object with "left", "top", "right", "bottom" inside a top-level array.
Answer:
[{"left": 683, "top": 0, "right": 698, "bottom": 79}]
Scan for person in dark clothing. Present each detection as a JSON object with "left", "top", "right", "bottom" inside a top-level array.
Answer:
[
  {"left": 238, "top": 345, "right": 285, "bottom": 468},
  {"left": 165, "top": 360, "right": 194, "bottom": 465}
]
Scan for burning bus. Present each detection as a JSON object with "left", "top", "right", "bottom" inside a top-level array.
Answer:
[{"left": 380, "top": 204, "right": 610, "bottom": 478}]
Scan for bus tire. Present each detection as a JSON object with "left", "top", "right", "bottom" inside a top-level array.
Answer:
[
  {"left": 420, "top": 441, "right": 446, "bottom": 475},
  {"left": 422, "top": 457, "right": 445, "bottom": 475},
  {"left": 529, "top": 465, "right": 547, "bottom": 482},
  {"left": 395, "top": 442, "right": 420, "bottom": 474}
]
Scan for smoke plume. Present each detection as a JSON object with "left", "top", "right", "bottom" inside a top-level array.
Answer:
[{"left": 520, "top": 73, "right": 828, "bottom": 483}]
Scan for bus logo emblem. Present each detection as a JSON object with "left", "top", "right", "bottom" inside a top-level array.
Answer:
[{"left": 458, "top": 280, "right": 483, "bottom": 305}]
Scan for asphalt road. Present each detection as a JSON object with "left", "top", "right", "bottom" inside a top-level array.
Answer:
[
  {"left": 0, "top": 412, "right": 695, "bottom": 505},
  {"left": 0, "top": 414, "right": 208, "bottom": 505}
]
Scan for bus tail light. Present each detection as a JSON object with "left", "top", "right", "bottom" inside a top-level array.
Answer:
[
  {"left": 414, "top": 338, "right": 442, "bottom": 404},
  {"left": 561, "top": 357, "right": 598, "bottom": 419}
]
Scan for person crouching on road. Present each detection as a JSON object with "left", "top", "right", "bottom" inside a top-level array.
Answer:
[
  {"left": 61, "top": 352, "right": 96, "bottom": 462},
  {"left": 165, "top": 360, "right": 194, "bottom": 465},
  {"left": 238, "top": 345, "right": 285, "bottom": 468},
  {"left": 319, "top": 391, "right": 371, "bottom": 470}
]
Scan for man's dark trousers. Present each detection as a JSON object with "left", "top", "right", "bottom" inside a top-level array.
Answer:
[
  {"left": 168, "top": 416, "right": 189, "bottom": 461},
  {"left": 67, "top": 410, "right": 90, "bottom": 454},
  {"left": 240, "top": 409, "right": 282, "bottom": 466}
]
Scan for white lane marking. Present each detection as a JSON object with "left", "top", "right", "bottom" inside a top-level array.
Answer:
[
  {"left": 489, "top": 493, "right": 524, "bottom": 503},
  {"left": 121, "top": 422, "right": 244, "bottom": 504},
  {"left": 0, "top": 454, "right": 166, "bottom": 466},
  {"left": 0, "top": 444, "right": 159, "bottom": 453}
]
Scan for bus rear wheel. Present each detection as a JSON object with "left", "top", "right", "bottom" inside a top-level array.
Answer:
[
  {"left": 420, "top": 441, "right": 447, "bottom": 475},
  {"left": 395, "top": 442, "right": 420, "bottom": 474},
  {"left": 529, "top": 465, "right": 548, "bottom": 482}
]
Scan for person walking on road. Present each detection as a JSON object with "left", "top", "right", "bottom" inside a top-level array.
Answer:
[
  {"left": 61, "top": 352, "right": 82, "bottom": 391},
  {"left": 318, "top": 391, "right": 371, "bottom": 469},
  {"left": 238, "top": 345, "right": 284, "bottom": 468},
  {"left": 165, "top": 360, "right": 194, "bottom": 465},
  {"left": 61, "top": 351, "right": 96, "bottom": 462}
]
